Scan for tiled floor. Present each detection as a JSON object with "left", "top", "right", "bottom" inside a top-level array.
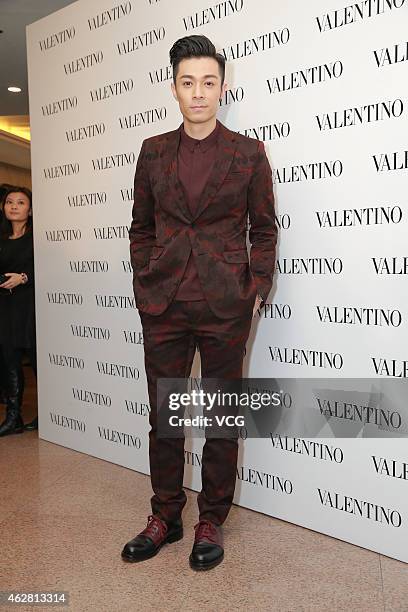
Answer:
[{"left": 1, "top": 368, "right": 407, "bottom": 611}]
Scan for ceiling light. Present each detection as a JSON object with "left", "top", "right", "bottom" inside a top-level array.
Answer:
[{"left": 8, "top": 87, "right": 21, "bottom": 93}]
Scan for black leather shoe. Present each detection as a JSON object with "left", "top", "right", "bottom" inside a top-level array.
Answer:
[
  {"left": 121, "top": 514, "right": 183, "bottom": 562},
  {"left": 24, "top": 416, "right": 38, "bottom": 431},
  {"left": 189, "top": 520, "right": 224, "bottom": 571},
  {"left": 0, "top": 410, "right": 24, "bottom": 437}
]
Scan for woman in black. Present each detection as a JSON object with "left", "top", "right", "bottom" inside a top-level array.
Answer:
[{"left": 0, "top": 186, "right": 37, "bottom": 436}]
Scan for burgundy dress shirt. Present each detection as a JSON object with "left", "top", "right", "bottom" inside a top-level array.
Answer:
[{"left": 174, "top": 120, "right": 220, "bottom": 301}]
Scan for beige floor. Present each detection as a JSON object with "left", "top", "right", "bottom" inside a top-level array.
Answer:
[{"left": 1, "top": 371, "right": 407, "bottom": 612}]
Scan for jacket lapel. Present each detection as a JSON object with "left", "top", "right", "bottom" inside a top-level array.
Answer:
[
  {"left": 192, "top": 120, "right": 238, "bottom": 221},
  {"left": 159, "top": 128, "right": 192, "bottom": 222},
  {"left": 160, "top": 119, "right": 238, "bottom": 223}
]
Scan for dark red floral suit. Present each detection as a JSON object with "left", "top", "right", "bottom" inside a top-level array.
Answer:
[{"left": 129, "top": 118, "right": 277, "bottom": 525}]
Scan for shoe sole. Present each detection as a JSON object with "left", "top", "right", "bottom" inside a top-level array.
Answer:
[
  {"left": 189, "top": 552, "right": 224, "bottom": 571},
  {"left": 121, "top": 528, "right": 184, "bottom": 563},
  {"left": 0, "top": 428, "right": 24, "bottom": 437}
]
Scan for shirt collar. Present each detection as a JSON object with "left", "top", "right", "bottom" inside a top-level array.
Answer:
[{"left": 179, "top": 119, "right": 220, "bottom": 153}]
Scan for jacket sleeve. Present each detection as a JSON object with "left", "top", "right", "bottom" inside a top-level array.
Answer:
[
  {"left": 19, "top": 234, "right": 35, "bottom": 288},
  {"left": 247, "top": 140, "right": 278, "bottom": 306},
  {"left": 129, "top": 140, "right": 156, "bottom": 272}
]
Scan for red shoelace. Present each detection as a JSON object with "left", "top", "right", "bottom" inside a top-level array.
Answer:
[
  {"left": 194, "top": 520, "right": 219, "bottom": 544},
  {"left": 141, "top": 514, "right": 168, "bottom": 544}
]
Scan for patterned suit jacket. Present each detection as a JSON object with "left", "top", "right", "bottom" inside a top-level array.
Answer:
[{"left": 129, "top": 119, "right": 278, "bottom": 319}]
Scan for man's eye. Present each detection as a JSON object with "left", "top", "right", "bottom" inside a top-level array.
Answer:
[
  {"left": 206, "top": 82, "right": 214, "bottom": 86},
  {"left": 183, "top": 81, "right": 192, "bottom": 86}
]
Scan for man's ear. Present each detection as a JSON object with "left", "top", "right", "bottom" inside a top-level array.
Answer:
[
  {"left": 171, "top": 81, "right": 178, "bottom": 101},
  {"left": 220, "top": 80, "right": 228, "bottom": 99}
]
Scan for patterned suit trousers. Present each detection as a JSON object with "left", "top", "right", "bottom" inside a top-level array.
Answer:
[{"left": 139, "top": 297, "right": 254, "bottom": 526}]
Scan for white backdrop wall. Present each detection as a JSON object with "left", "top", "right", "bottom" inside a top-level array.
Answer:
[{"left": 26, "top": 0, "right": 407, "bottom": 563}]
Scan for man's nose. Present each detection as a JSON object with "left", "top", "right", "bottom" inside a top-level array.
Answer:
[{"left": 193, "top": 84, "right": 204, "bottom": 98}]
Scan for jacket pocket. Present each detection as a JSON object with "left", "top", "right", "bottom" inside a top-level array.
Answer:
[{"left": 222, "top": 249, "right": 249, "bottom": 263}]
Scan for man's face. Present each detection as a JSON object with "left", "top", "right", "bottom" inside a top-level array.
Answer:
[{"left": 171, "top": 56, "right": 227, "bottom": 125}]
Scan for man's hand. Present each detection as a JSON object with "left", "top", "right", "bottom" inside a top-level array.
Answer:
[
  {"left": 252, "top": 293, "right": 263, "bottom": 316},
  {"left": 0, "top": 273, "right": 23, "bottom": 290}
]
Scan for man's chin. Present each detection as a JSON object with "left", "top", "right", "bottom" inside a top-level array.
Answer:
[{"left": 184, "top": 112, "right": 214, "bottom": 124}]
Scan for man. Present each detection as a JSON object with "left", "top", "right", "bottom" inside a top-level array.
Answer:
[{"left": 123, "top": 34, "right": 277, "bottom": 570}]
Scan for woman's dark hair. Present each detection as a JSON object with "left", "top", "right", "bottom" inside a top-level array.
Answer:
[
  {"left": 0, "top": 186, "right": 33, "bottom": 238},
  {"left": 169, "top": 35, "right": 225, "bottom": 86}
]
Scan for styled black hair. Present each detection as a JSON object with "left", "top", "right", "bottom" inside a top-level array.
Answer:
[
  {"left": 1, "top": 186, "right": 33, "bottom": 238},
  {"left": 169, "top": 35, "right": 225, "bottom": 86}
]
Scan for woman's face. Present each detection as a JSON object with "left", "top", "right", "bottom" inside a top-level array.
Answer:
[{"left": 3, "top": 192, "right": 31, "bottom": 223}]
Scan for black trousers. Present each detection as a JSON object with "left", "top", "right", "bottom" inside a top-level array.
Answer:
[{"left": 0, "top": 345, "right": 37, "bottom": 409}]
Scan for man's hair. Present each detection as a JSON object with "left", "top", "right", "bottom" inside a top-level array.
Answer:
[{"left": 169, "top": 35, "right": 225, "bottom": 86}]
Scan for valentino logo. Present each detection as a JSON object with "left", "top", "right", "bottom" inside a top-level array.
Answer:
[
  {"left": 273, "top": 160, "right": 343, "bottom": 183},
  {"left": 373, "top": 151, "right": 408, "bottom": 171},
  {"left": 46, "top": 229, "right": 81, "bottom": 242},
  {"left": 237, "top": 122, "right": 290, "bottom": 140},
  {"left": 277, "top": 258, "right": 343, "bottom": 274},
  {"left": 68, "top": 192, "right": 106, "bottom": 207},
  {"left": 88, "top": 2, "right": 132, "bottom": 30},
  {"left": 64, "top": 51, "right": 103, "bottom": 75},
  {"left": 372, "top": 357, "right": 408, "bottom": 377},
  {"left": 69, "top": 260, "right": 109, "bottom": 273},
  {"left": 50, "top": 412, "right": 85, "bottom": 432},
  {"left": 316, "top": 99, "right": 403, "bottom": 130},
  {"left": 183, "top": 0, "right": 243, "bottom": 30},
  {"left": 222, "top": 28, "right": 290, "bottom": 61},
  {"left": 269, "top": 346, "right": 343, "bottom": 369},
  {"left": 318, "top": 489, "right": 402, "bottom": 527},
  {"left": 39, "top": 26, "right": 75, "bottom": 50},
  {"left": 219, "top": 86, "right": 244, "bottom": 107},
  {"left": 374, "top": 41, "right": 408, "bottom": 67},
  {"left": 98, "top": 426, "right": 141, "bottom": 448},
  {"left": 317, "top": 397, "right": 402, "bottom": 429},
  {"left": 258, "top": 303, "right": 292, "bottom": 320},
  {"left": 316, "top": 306, "right": 402, "bottom": 327},
  {"left": 117, "top": 27, "right": 165, "bottom": 55},
  {"left": 42, "top": 96, "right": 77, "bottom": 116},
  {"left": 123, "top": 330, "right": 143, "bottom": 344},
  {"left": 149, "top": 64, "right": 172, "bottom": 85},
  {"left": 270, "top": 434, "right": 344, "bottom": 462},
  {"left": 316, "top": 206, "right": 402, "bottom": 227},
  {"left": 372, "top": 456, "right": 408, "bottom": 479},
  {"left": 95, "top": 294, "right": 135, "bottom": 308},
  {"left": 267, "top": 61, "right": 343, "bottom": 94},
  {"left": 119, "top": 107, "right": 166, "bottom": 129},
  {"left": 125, "top": 399, "right": 150, "bottom": 416},
  {"left": 316, "top": 0, "right": 405, "bottom": 32},
  {"left": 97, "top": 361, "right": 139, "bottom": 379},
  {"left": 92, "top": 152, "right": 135, "bottom": 171},
  {"left": 236, "top": 465, "right": 293, "bottom": 493},
  {"left": 372, "top": 257, "right": 408, "bottom": 274},
  {"left": 90, "top": 78, "right": 134, "bottom": 102},
  {"left": 122, "top": 260, "right": 132, "bottom": 273},
  {"left": 276, "top": 214, "right": 291, "bottom": 229},
  {"left": 72, "top": 388, "right": 112, "bottom": 407},
  {"left": 47, "top": 292, "right": 83, "bottom": 305},
  {"left": 70, "top": 324, "right": 111, "bottom": 340},
  {"left": 43, "top": 163, "right": 79, "bottom": 179},
  {"left": 184, "top": 450, "right": 202, "bottom": 466},
  {"left": 66, "top": 123, "right": 106, "bottom": 142},
  {"left": 120, "top": 188, "right": 133, "bottom": 202},
  {"left": 48, "top": 353, "right": 85, "bottom": 369},
  {"left": 93, "top": 226, "right": 129, "bottom": 239}
]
